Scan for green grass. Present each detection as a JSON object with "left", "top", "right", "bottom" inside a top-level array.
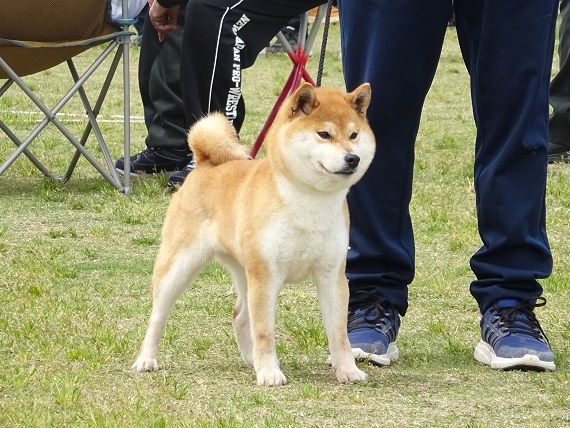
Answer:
[{"left": 1, "top": 25, "right": 570, "bottom": 427}]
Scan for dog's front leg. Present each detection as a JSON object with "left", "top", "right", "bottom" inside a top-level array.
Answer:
[
  {"left": 315, "top": 266, "right": 367, "bottom": 383},
  {"left": 246, "top": 267, "right": 286, "bottom": 386}
]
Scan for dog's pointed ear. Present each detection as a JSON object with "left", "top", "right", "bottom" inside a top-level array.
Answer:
[
  {"left": 346, "top": 83, "right": 371, "bottom": 117},
  {"left": 290, "top": 83, "right": 319, "bottom": 117}
]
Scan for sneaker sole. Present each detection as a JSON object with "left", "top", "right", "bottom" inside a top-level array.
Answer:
[
  {"left": 351, "top": 342, "right": 399, "bottom": 366},
  {"left": 116, "top": 166, "right": 184, "bottom": 177},
  {"left": 474, "top": 340, "right": 555, "bottom": 371},
  {"left": 548, "top": 151, "right": 570, "bottom": 163}
]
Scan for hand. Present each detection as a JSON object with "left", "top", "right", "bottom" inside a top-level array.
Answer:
[{"left": 148, "top": 1, "right": 179, "bottom": 42}]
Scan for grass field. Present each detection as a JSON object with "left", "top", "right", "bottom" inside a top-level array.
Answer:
[{"left": 1, "top": 24, "right": 569, "bottom": 427}]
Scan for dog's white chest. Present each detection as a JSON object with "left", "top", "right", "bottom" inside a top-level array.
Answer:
[{"left": 260, "top": 201, "right": 347, "bottom": 283}]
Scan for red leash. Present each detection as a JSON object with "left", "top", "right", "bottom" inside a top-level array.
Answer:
[
  {"left": 249, "top": 44, "right": 313, "bottom": 159},
  {"left": 249, "top": 3, "right": 333, "bottom": 158}
]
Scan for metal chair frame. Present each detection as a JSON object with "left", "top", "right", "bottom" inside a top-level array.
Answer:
[{"left": 0, "top": 1, "right": 134, "bottom": 194}]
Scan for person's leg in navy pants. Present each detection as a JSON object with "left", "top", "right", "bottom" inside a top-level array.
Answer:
[
  {"left": 338, "top": 0, "right": 557, "bottom": 371},
  {"left": 338, "top": 0, "right": 452, "bottom": 315},
  {"left": 454, "top": 0, "right": 556, "bottom": 312},
  {"left": 337, "top": 0, "right": 452, "bottom": 366}
]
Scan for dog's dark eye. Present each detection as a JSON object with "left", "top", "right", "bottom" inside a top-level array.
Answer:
[
  {"left": 350, "top": 132, "right": 358, "bottom": 140},
  {"left": 317, "top": 131, "right": 331, "bottom": 139}
]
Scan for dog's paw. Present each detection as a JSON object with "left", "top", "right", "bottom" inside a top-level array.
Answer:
[
  {"left": 335, "top": 366, "right": 368, "bottom": 383},
  {"left": 132, "top": 357, "right": 159, "bottom": 372},
  {"left": 256, "top": 368, "right": 287, "bottom": 386}
]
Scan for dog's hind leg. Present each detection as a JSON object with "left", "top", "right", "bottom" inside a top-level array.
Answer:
[
  {"left": 133, "top": 243, "right": 213, "bottom": 372},
  {"left": 222, "top": 258, "right": 254, "bottom": 367},
  {"left": 314, "top": 266, "right": 367, "bottom": 383}
]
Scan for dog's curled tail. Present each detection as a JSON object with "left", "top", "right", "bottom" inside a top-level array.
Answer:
[{"left": 187, "top": 112, "right": 251, "bottom": 166}]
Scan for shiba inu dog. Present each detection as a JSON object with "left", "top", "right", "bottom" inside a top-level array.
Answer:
[{"left": 133, "top": 83, "right": 376, "bottom": 386}]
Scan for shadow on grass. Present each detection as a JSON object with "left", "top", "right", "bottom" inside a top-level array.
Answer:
[{"left": 0, "top": 173, "right": 166, "bottom": 198}]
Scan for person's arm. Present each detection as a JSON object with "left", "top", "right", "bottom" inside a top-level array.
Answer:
[{"left": 148, "top": 0, "right": 180, "bottom": 42}]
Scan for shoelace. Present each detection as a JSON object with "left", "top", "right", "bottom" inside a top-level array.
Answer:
[
  {"left": 493, "top": 297, "right": 550, "bottom": 344},
  {"left": 186, "top": 158, "right": 196, "bottom": 170},
  {"left": 347, "top": 300, "right": 398, "bottom": 339},
  {"left": 142, "top": 147, "right": 191, "bottom": 161}
]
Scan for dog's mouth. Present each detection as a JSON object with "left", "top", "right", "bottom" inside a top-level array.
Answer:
[{"left": 318, "top": 162, "right": 356, "bottom": 176}]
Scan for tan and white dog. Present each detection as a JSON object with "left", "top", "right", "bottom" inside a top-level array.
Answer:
[{"left": 132, "top": 83, "right": 376, "bottom": 386}]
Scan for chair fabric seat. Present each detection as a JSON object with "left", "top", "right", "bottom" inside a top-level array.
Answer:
[
  {"left": 0, "top": 0, "right": 128, "bottom": 79},
  {"left": 0, "top": 32, "right": 132, "bottom": 78},
  {"left": 0, "top": 0, "right": 118, "bottom": 42}
]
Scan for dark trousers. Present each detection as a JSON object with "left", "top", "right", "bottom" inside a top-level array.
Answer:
[
  {"left": 138, "top": 1, "right": 188, "bottom": 150},
  {"left": 338, "top": 0, "right": 557, "bottom": 315},
  {"left": 550, "top": 0, "right": 570, "bottom": 147},
  {"left": 181, "top": 0, "right": 323, "bottom": 133}
]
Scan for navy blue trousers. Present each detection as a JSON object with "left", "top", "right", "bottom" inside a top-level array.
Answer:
[{"left": 338, "top": 0, "right": 557, "bottom": 315}]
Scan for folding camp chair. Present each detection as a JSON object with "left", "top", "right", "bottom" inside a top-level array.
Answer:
[
  {"left": 250, "top": 3, "right": 333, "bottom": 158},
  {"left": 0, "top": 0, "right": 137, "bottom": 194}
]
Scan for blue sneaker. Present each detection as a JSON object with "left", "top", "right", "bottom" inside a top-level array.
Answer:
[
  {"left": 474, "top": 297, "right": 555, "bottom": 371},
  {"left": 347, "top": 300, "right": 400, "bottom": 366}
]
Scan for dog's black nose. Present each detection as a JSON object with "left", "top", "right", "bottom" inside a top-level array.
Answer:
[{"left": 344, "top": 153, "right": 360, "bottom": 168}]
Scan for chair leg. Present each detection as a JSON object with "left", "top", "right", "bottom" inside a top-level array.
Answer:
[
  {"left": 0, "top": 79, "right": 14, "bottom": 97},
  {"left": 0, "top": 58, "right": 61, "bottom": 178},
  {"left": 65, "top": 54, "right": 123, "bottom": 185},
  {"left": 305, "top": 5, "right": 328, "bottom": 55},
  {"left": 120, "top": 38, "right": 132, "bottom": 195},
  {"left": 0, "top": 75, "right": 57, "bottom": 177},
  {"left": 0, "top": 119, "right": 55, "bottom": 178},
  {"left": 1, "top": 42, "right": 130, "bottom": 191}
]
